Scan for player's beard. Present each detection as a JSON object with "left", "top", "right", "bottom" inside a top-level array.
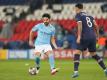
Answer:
[{"left": 44, "top": 22, "right": 49, "bottom": 26}]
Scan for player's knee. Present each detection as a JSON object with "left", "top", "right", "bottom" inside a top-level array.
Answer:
[
  {"left": 90, "top": 52, "right": 96, "bottom": 56},
  {"left": 46, "top": 50, "right": 53, "bottom": 56},
  {"left": 74, "top": 50, "right": 81, "bottom": 54},
  {"left": 34, "top": 52, "right": 41, "bottom": 56}
]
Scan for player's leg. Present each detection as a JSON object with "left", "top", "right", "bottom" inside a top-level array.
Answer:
[
  {"left": 72, "top": 50, "right": 81, "bottom": 78},
  {"left": 90, "top": 52, "right": 107, "bottom": 76},
  {"left": 72, "top": 39, "right": 87, "bottom": 78},
  {"left": 46, "top": 51, "right": 59, "bottom": 75},
  {"left": 44, "top": 45, "right": 59, "bottom": 75},
  {"left": 89, "top": 40, "right": 107, "bottom": 76},
  {"left": 34, "top": 45, "right": 43, "bottom": 74},
  {"left": 46, "top": 51, "right": 55, "bottom": 69},
  {"left": 34, "top": 52, "right": 41, "bottom": 74}
]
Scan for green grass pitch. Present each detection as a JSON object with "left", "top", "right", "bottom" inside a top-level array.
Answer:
[{"left": 0, "top": 59, "right": 107, "bottom": 80}]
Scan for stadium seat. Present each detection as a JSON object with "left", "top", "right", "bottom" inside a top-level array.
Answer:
[{"left": 0, "top": 2, "right": 107, "bottom": 48}]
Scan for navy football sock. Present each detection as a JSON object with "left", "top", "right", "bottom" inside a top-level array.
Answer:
[
  {"left": 92, "top": 54, "right": 106, "bottom": 70},
  {"left": 74, "top": 54, "right": 80, "bottom": 71}
]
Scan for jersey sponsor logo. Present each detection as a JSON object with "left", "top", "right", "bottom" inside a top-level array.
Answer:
[{"left": 40, "top": 31, "right": 51, "bottom": 35}]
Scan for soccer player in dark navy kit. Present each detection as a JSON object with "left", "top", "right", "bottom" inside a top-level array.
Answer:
[{"left": 72, "top": 3, "right": 107, "bottom": 78}]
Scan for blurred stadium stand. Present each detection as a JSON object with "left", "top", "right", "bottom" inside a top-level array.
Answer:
[
  {"left": 0, "top": 0, "right": 28, "bottom": 5},
  {"left": 0, "top": 0, "right": 106, "bottom": 50}
]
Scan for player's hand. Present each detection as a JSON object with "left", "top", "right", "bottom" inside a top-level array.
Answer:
[
  {"left": 76, "top": 37, "right": 81, "bottom": 44},
  {"left": 96, "top": 36, "right": 99, "bottom": 41},
  {"left": 29, "top": 40, "right": 34, "bottom": 47}
]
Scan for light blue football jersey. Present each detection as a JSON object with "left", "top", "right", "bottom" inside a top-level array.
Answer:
[{"left": 31, "top": 23, "right": 55, "bottom": 45}]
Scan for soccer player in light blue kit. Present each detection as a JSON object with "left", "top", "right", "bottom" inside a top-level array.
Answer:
[{"left": 29, "top": 13, "right": 59, "bottom": 75}]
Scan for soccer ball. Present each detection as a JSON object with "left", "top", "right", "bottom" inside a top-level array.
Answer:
[{"left": 28, "top": 67, "right": 36, "bottom": 75}]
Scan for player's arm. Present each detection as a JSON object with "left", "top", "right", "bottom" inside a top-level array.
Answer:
[
  {"left": 51, "top": 36, "right": 58, "bottom": 49},
  {"left": 29, "top": 30, "right": 34, "bottom": 46},
  {"left": 50, "top": 27, "right": 58, "bottom": 49},
  {"left": 77, "top": 21, "right": 82, "bottom": 44},
  {"left": 29, "top": 25, "right": 39, "bottom": 46},
  {"left": 93, "top": 20, "right": 99, "bottom": 39},
  {"left": 75, "top": 14, "right": 82, "bottom": 44}
]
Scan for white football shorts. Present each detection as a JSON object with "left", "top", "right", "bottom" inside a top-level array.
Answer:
[{"left": 34, "top": 44, "right": 52, "bottom": 53}]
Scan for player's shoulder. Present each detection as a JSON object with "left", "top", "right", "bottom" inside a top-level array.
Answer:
[
  {"left": 50, "top": 24, "right": 55, "bottom": 30},
  {"left": 89, "top": 15, "right": 94, "bottom": 19},
  {"left": 36, "top": 23, "right": 43, "bottom": 26},
  {"left": 33, "top": 23, "right": 43, "bottom": 28},
  {"left": 78, "top": 12, "right": 87, "bottom": 17},
  {"left": 75, "top": 12, "right": 82, "bottom": 19},
  {"left": 75, "top": 13, "right": 80, "bottom": 17}
]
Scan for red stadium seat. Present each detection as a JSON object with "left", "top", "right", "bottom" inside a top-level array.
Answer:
[{"left": 0, "top": 18, "right": 107, "bottom": 42}]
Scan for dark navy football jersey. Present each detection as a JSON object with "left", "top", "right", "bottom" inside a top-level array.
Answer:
[{"left": 75, "top": 12, "right": 96, "bottom": 39}]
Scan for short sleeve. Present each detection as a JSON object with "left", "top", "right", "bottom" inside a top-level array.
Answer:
[
  {"left": 75, "top": 14, "right": 81, "bottom": 22},
  {"left": 31, "top": 24, "right": 39, "bottom": 32}
]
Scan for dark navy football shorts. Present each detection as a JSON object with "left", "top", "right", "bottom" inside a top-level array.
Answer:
[{"left": 77, "top": 38, "right": 96, "bottom": 52}]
